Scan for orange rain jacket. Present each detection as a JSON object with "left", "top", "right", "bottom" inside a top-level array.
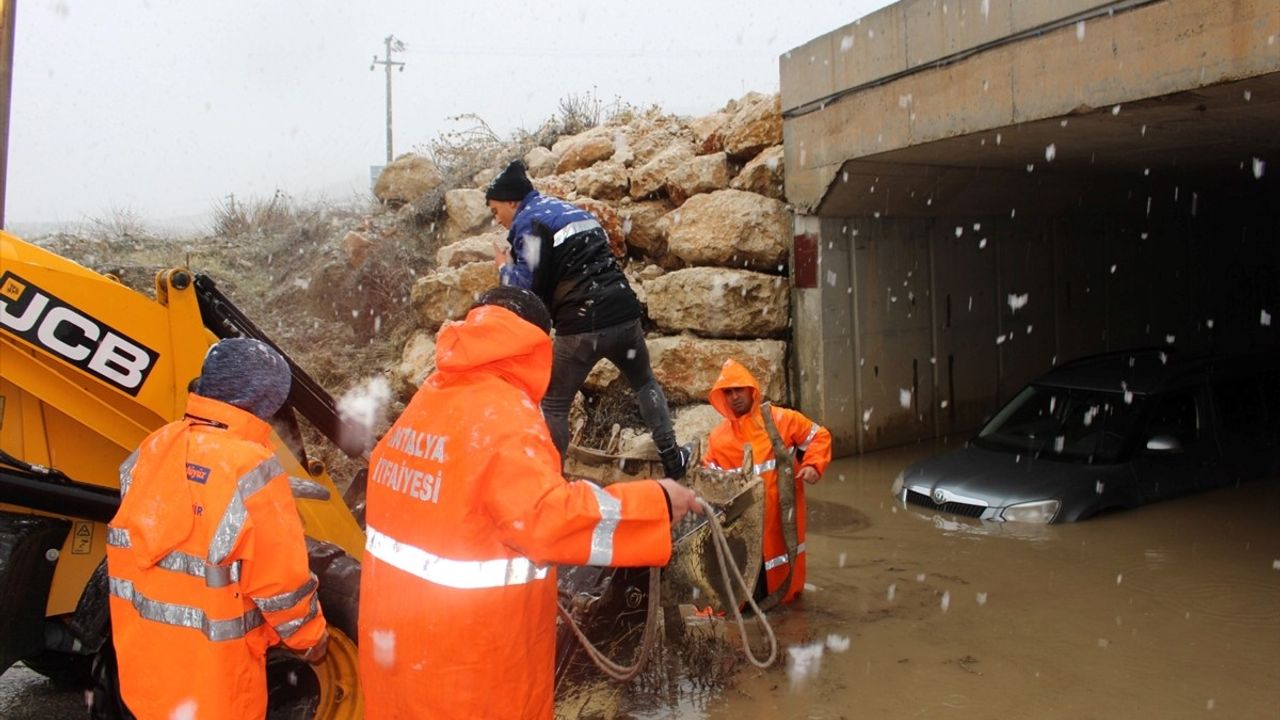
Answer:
[
  {"left": 358, "top": 304, "right": 674, "bottom": 720},
  {"left": 704, "top": 359, "right": 832, "bottom": 604},
  {"left": 106, "top": 394, "right": 326, "bottom": 720}
]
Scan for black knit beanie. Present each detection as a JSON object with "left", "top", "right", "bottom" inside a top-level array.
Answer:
[
  {"left": 474, "top": 285, "right": 552, "bottom": 334},
  {"left": 195, "top": 338, "right": 292, "bottom": 420},
  {"left": 485, "top": 160, "right": 534, "bottom": 202}
]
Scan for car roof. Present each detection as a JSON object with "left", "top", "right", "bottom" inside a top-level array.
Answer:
[{"left": 1036, "top": 349, "right": 1203, "bottom": 395}]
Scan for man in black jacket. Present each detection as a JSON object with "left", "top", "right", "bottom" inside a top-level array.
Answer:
[{"left": 486, "top": 159, "right": 690, "bottom": 479}]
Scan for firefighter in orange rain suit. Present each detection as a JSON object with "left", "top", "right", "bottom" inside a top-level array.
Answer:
[
  {"left": 358, "top": 286, "right": 700, "bottom": 720},
  {"left": 106, "top": 338, "right": 327, "bottom": 720},
  {"left": 704, "top": 358, "right": 832, "bottom": 605}
]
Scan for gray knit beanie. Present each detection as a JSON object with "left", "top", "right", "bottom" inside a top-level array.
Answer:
[{"left": 195, "top": 338, "right": 292, "bottom": 420}]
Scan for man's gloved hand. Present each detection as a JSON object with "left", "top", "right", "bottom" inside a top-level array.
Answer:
[
  {"left": 657, "top": 479, "right": 704, "bottom": 524},
  {"left": 299, "top": 631, "right": 330, "bottom": 665}
]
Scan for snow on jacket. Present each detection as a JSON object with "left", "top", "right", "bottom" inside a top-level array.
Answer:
[
  {"left": 107, "top": 393, "right": 326, "bottom": 720},
  {"left": 703, "top": 359, "right": 832, "bottom": 604},
  {"left": 498, "top": 189, "right": 641, "bottom": 335},
  {"left": 357, "top": 304, "right": 673, "bottom": 720}
]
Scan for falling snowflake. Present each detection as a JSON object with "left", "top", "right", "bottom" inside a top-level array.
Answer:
[
  {"left": 899, "top": 388, "right": 912, "bottom": 409},
  {"left": 1045, "top": 143, "right": 1057, "bottom": 161},
  {"left": 826, "top": 634, "right": 852, "bottom": 652}
]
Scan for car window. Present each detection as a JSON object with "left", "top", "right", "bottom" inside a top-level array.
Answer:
[
  {"left": 1146, "top": 390, "right": 1201, "bottom": 446},
  {"left": 975, "top": 384, "right": 1144, "bottom": 463},
  {"left": 1213, "top": 377, "right": 1265, "bottom": 432}
]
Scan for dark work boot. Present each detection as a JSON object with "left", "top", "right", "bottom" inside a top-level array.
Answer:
[{"left": 659, "top": 442, "right": 693, "bottom": 480}]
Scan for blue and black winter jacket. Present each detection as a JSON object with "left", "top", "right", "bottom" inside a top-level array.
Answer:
[{"left": 499, "top": 190, "right": 641, "bottom": 335}]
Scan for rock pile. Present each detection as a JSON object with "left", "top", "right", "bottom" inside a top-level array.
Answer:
[{"left": 390, "top": 92, "right": 791, "bottom": 458}]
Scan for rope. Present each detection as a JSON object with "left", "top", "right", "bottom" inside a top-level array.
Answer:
[
  {"left": 702, "top": 493, "right": 778, "bottom": 668},
  {"left": 556, "top": 565, "right": 662, "bottom": 682},
  {"left": 558, "top": 488, "right": 780, "bottom": 680}
]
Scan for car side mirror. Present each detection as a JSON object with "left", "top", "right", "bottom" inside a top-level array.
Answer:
[{"left": 1145, "top": 434, "right": 1184, "bottom": 453}]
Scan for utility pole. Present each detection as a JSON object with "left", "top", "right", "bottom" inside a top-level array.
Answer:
[
  {"left": 0, "top": 0, "right": 17, "bottom": 228},
  {"left": 370, "top": 35, "right": 405, "bottom": 164}
]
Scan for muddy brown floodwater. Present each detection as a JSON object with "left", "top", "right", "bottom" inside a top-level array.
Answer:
[
  {"left": 5, "top": 443, "right": 1279, "bottom": 719},
  {"left": 625, "top": 441, "right": 1280, "bottom": 720}
]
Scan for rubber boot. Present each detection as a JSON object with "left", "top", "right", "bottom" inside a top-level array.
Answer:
[{"left": 658, "top": 442, "right": 693, "bottom": 480}]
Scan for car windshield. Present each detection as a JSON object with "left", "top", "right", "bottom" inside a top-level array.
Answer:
[{"left": 974, "top": 384, "right": 1145, "bottom": 463}]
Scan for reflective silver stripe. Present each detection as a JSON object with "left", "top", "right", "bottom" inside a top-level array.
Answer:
[
  {"left": 154, "top": 550, "right": 242, "bottom": 588},
  {"left": 552, "top": 219, "right": 601, "bottom": 247},
  {"left": 107, "top": 527, "right": 131, "bottom": 548},
  {"left": 584, "top": 482, "right": 620, "bottom": 566},
  {"left": 763, "top": 542, "right": 806, "bottom": 571},
  {"left": 365, "top": 525, "right": 549, "bottom": 590},
  {"left": 118, "top": 450, "right": 140, "bottom": 497},
  {"left": 798, "top": 423, "right": 820, "bottom": 451},
  {"left": 274, "top": 594, "right": 321, "bottom": 640},
  {"left": 108, "top": 576, "right": 263, "bottom": 642},
  {"left": 208, "top": 457, "right": 285, "bottom": 564},
  {"left": 753, "top": 458, "right": 777, "bottom": 475},
  {"left": 204, "top": 562, "right": 241, "bottom": 589},
  {"left": 254, "top": 574, "right": 318, "bottom": 614}
]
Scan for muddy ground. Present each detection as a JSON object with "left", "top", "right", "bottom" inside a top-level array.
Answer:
[
  {"left": 623, "top": 441, "right": 1280, "bottom": 719},
  {"left": 6, "top": 441, "right": 1278, "bottom": 719}
]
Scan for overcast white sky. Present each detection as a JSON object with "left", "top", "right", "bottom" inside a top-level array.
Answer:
[{"left": 7, "top": 0, "right": 893, "bottom": 231}]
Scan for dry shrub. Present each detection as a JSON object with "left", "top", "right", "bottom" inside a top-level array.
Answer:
[{"left": 211, "top": 190, "right": 297, "bottom": 237}]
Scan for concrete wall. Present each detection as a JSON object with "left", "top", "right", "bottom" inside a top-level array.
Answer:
[
  {"left": 782, "top": 0, "right": 1280, "bottom": 212},
  {"left": 783, "top": 0, "right": 1280, "bottom": 455}
]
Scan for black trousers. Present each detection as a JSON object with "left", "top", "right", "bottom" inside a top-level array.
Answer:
[{"left": 541, "top": 318, "right": 677, "bottom": 459}]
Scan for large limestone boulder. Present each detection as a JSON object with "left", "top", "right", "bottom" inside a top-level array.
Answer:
[
  {"left": 579, "top": 334, "right": 788, "bottom": 409},
  {"left": 555, "top": 131, "right": 616, "bottom": 174},
  {"left": 396, "top": 331, "right": 436, "bottom": 392},
  {"left": 646, "top": 267, "right": 789, "bottom": 338},
  {"left": 722, "top": 93, "right": 782, "bottom": 161},
  {"left": 442, "top": 189, "right": 492, "bottom": 241},
  {"left": 374, "top": 154, "right": 443, "bottom": 206},
  {"left": 649, "top": 335, "right": 788, "bottom": 405},
  {"left": 666, "top": 152, "right": 730, "bottom": 205},
  {"left": 410, "top": 261, "right": 497, "bottom": 330},
  {"left": 626, "top": 116, "right": 692, "bottom": 166},
  {"left": 629, "top": 142, "right": 694, "bottom": 200},
  {"left": 621, "top": 200, "right": 676, "bottom": 265},
  {"left": 574, "top": 161, "right": 629, "bottom": 201},
  {"left": 436, "top": 232, "right": 503, "bottom": 268},
  {"left": 524, "top": 146, "right": 558, "bottom": 178},
  {"left": 573, "top": 198, "right": 626, "bottom": 258},
  {"left": 533, "top": 174, "right": 576, "bottom": 200},
  {"left": 689, "top": 112, "right": 731, "bottom": 155},
  {"left": 730, "top": 145, "right": 785, "bottom": 200},
  {"left": 660, "top": 189, "right": 790, "bottom": 272}
]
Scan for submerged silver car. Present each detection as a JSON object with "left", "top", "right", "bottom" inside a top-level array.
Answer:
[{"left": 893, "top": 350, "right": 1280, "bottom": 523}]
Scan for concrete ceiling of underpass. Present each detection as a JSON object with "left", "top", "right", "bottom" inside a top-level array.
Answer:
[{"left": 819, "top": 72, "right": 1280, "bottom": 218}]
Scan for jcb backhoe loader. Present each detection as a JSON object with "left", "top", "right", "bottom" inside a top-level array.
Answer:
[{"left": 0, "top": 230, "right": 366, "bottom": 718}]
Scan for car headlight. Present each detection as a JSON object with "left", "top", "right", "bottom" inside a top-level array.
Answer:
[
  {"left": 1001, "top": 499, "right": 1060, "bottom": 523},
  {"left": 890, "top": 471, "right": 905, "bottom": 497}
]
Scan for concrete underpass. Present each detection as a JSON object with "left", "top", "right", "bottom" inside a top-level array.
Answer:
[{"left": 781, "top": 0, "right": 1280, "bottom": 454}]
